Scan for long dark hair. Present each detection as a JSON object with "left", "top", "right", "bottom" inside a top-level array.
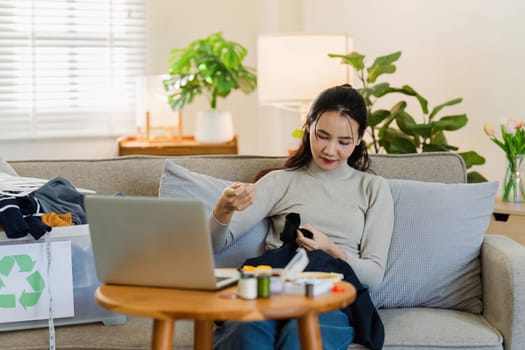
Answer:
[{"left": 254, "top": 84, "right": 369, "bottom": 181}]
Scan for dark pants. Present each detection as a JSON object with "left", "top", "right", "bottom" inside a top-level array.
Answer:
[{"left": 213, "top": 309, "right": 354, "bottom": 350}]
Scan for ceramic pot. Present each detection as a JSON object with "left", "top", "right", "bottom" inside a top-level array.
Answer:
[{"left": 195, "top": 111, "right": 234, "bottom": 143}]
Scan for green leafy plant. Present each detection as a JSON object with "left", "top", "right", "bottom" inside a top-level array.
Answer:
[
  {"left": 328, "top": 51, "right": 486, "bottom": 182},
  {"left": 163, "top": 32, "right": 257, "bottom": 111}
]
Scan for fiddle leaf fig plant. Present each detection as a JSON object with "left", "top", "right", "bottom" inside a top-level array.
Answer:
[
  {"left": 163, "top": 32, "right": 257, "bottom": 111},
  {"left": 328, "top": 50, "right": 486, "bottom": 183}
]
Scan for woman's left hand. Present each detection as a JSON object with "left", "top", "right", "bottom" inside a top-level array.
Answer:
[{"left": 296, "top": 224, "right": 347, "bottom": 260}]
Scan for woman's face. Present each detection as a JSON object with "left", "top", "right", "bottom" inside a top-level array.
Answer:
[{"left": 308, "top": 111, "right": 361, "bottom": 171}]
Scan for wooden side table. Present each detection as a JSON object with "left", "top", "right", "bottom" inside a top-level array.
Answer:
[
  {"left": 95, "top": 281, "right": 356, "bottom": 350},
  {"left": 486, "top": 197, "right": 525, "bottom": 245},
  {"left": 118, "top": 135, "right": 238, "bottom": 156}
]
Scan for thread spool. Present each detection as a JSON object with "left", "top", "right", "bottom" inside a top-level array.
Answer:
[
  {"left": 256, "top": 265, "right": 272, "bottom": 298},
  {"left": 237, "top": 271, "right": 257, "bottom": 300}
]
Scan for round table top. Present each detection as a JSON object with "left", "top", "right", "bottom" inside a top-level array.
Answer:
[{"left": 95, "top": 281, "right": 356, "bottom": 321}]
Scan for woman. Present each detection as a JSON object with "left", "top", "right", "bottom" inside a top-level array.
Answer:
[{"left": 211, "top": 84, "right": 394, "bottom": 350}]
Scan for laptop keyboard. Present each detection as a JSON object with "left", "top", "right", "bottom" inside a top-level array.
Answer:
[{"left": 215, "top": 276, "right": 229, "bottom": 283}]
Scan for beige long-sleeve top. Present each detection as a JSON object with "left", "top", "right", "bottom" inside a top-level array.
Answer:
[{"left": 210, "top": 161, "right": 394, "bottom": 289}]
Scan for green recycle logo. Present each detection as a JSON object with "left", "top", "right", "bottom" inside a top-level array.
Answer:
[{"left": 0, "top": 255, "right": 45, "bottom": 309}]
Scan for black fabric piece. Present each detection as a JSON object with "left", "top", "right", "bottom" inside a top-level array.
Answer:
[
  {"left": 279, "top": 212, "right": 301, "bottom": 246},
  {"left": 0, "top": 194, "right": 50, "bottom": 240},
  {"left": 0, "top": 195, "right": 30, "bottom": 238},
  {"left": 299, "top": 227, "right": 314, "bottom": 239},
  {"left": 279, "top": 212, "right": 313, "bottom": 248},
  {"left": 243, "top": 213, "right": 385, "bottom": 350},
  {"left": 32, "top": 177, "right": 87, "bottom": 225},
  {"left": 23, "top": 215, "right": 51, "bottom": 240},
  {"left": 16, "top": 194, "right": 40, "bottom": 216}
]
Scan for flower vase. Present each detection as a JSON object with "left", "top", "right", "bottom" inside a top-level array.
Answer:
[{"left": 502, "top": 154, "right": 525, "bottom": 202}]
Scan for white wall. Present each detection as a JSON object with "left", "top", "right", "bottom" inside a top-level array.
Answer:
[
  {"left": 303, "top": 0, "right": 525, "bottom": 185},
  {"left": 2, "top": 0, "right": 524, "bottom": 189}
]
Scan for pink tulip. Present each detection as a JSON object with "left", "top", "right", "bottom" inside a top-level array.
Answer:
[
  {"left": 483, "top": 123, "right": 495, "bottom": 137},
  {"left": 503, "top": 117, "right": 517, "bottom": 134}
]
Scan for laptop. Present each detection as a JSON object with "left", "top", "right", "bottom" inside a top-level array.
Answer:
[{"left": 84, "top": 195, "right": 239, "bottom": 290}]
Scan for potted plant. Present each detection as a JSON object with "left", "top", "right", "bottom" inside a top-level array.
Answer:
[
  {"left": 328, "top": 50, "right": 487, "bottom": 182},
  {"left": 163, "top": 32, "right": 257, "bottom": 143}
]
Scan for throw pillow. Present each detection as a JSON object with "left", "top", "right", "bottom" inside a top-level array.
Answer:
[
  {"left": 158, "top": 160, "right": 268, "bottom": 268},
  {"left": 369, "top": 179, "right": 498, "bottom": 314},
  {"left": 0, "top": 156, "right": 18, "bottom": 176}
]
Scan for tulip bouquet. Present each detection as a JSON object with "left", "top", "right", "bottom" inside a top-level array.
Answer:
[
  {"left": 484, "top": 117, "right": 525, "bottom": 201},
  {"left": 484, "top": 117, "right": 525, "bottom": 168}
]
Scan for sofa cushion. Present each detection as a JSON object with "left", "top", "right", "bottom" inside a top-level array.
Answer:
[
  {"left": 158, "top": 160, "right": 268, "bottom": 267},
  {"left": 370, "top": 180, "right": 498, "bottom": 314},
  {"left": 374, "top": 308, "right": 502, "bottom": 350}
]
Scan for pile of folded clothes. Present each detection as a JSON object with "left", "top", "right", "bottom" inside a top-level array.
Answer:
[{"left": 0, "top": 173, "right": 87, "bottom": 240}]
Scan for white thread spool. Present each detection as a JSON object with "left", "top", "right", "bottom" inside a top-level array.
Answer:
[{"left": 237, "top": 272, "right": 257, "bottom": 300}]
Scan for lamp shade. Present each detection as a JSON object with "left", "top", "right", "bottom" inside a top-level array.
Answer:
[
  {"left": 135, "top": 74, "right": 182, "bottom": 140},
  {"left": 135, "top": 75, "right": 179, "bottom": 128},
  {"left": 257, "top": 33, "right": 353, "bottom": 109}
]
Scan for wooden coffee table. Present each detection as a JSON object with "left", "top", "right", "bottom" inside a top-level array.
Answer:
[{"left": 95, "top": 281, "right": 356, "bottom": 350}]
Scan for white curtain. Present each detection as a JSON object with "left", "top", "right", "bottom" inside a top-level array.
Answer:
[{"left": 0, "top": 0, "right": 146, "bottom": 139}]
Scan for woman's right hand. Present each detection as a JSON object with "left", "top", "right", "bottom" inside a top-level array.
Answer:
[{"left": 212, "top": 182, "right": 255, "bottom": 224}]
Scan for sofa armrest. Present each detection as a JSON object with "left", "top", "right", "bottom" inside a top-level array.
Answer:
[{"left": 481, "top": 234, "right": 525, "bottom": 350}]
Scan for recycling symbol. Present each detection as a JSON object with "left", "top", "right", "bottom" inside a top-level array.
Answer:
[{"left": 0, "top": 254, "right": 45, "bottom": 309}]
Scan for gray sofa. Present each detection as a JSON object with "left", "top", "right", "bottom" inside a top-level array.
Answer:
[{"left": 1, "top": 152, "right": 524, "bottom": 350}]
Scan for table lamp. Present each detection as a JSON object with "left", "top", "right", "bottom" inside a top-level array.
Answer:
[
  {"left": 135, "top": 74, "right": 182, "bottom": 141},
  {"left": 257, "top": 33, "right": 353, "bottom": 123}
]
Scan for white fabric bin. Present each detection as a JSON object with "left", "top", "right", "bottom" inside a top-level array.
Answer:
[{"left": 0, "top": 225, "right": 126, "bottom": 331}]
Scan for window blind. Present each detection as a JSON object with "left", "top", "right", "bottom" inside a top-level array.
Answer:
[{"left": 0, "top": 0, "right": 146, "bottom": 139}]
